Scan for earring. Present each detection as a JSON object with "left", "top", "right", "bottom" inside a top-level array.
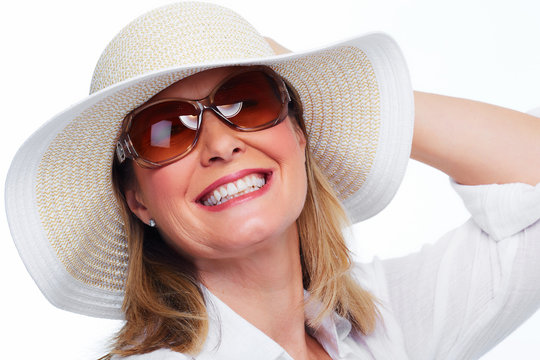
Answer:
[{"left": 148, "top": 219, "right": 156, "bottom": 228}]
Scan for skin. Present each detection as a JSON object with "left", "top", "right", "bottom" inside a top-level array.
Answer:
[
  {"left": 125, "top": 45, "right": 540, "bottom": 359},
  {"left": 125, "top": 67, "right": 331, "bottom": 359},
  {"left": 267, "top": 37, "right": 540, "bottom": 186},
  {"left": 127, "top": 67, "right": 308, "bottom": 261},
  {"left": 412, "top": 91, "right": 540, "bottom": 186}
]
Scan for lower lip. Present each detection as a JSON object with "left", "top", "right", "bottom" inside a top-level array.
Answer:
[{"left": 197, "top": 173, "right": 273, "bottom": 212}]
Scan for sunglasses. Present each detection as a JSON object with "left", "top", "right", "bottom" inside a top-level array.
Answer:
[{"left": 116, "top": 67, "right": 291, "bottom": 168}]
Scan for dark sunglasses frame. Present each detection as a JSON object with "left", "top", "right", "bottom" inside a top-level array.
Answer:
[{"left": 116, "top": 66, "right": 291, "bottom": 168}]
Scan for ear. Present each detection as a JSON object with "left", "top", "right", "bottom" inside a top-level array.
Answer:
[
  {"left": 263, "top": 37, "right": 291, "bottom": 55},
  {"left": 124, "top": 188, "right": 152, "bottom": 225},
  {"left": 293, "top": 124, "right": 307, "bottom": 166},
  {"left": 296, "top": 127, "right": 307, "bottom": 148},
  {"left": 293, "top": 122, "right": 307, "bottom": 150}
]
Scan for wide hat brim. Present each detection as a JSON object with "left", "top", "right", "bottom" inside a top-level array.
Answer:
[{"left": 5, "top": 33, "right": 413, "bottom": 318}]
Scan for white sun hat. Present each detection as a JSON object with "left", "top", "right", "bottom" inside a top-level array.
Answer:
[{"left": 5, "top": 1, "right": 413, "bottom": 319}]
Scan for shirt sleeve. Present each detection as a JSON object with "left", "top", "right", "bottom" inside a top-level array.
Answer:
[{"left": 367, "top": 180, "right": 540, "bottom": 360}]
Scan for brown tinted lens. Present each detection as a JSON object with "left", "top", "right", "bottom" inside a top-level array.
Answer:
[
  {"left": 129, "top": 101, "right": 199, "bottom": 163},
  {"left": 213, "top": 71, "right": 283, "bottom": 128}
]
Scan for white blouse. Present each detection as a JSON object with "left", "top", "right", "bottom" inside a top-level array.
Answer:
[{"left": 115, "top": 180, "right": 540, "bottom": 359}]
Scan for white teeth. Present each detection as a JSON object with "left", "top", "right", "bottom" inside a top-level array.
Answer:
[
  {"left": 219, "top": 187, "right": 228, "bottom": 198},
  {"left": 236, "top": 179, "right": 247, "bottom": 191},
  {"left": 226, "top": 183, "right": 238, "bottom": 194},
  {"left": 201, "top": 173, "right": 267, "bottom": 206}
]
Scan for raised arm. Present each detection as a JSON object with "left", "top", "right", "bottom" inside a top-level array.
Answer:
[
  {"left": 412, "top": 91, "right": 540, "bottom": 186},
  {"left": 265, "top": 34, "right": 540, "bottom": 186}
]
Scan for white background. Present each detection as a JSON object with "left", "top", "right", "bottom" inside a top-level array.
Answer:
[{"left": 1, "top": 0, "right": 539, "bottom": 358}]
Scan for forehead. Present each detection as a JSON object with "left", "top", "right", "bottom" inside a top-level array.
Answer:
[{"left": 150, "top": 66, "right": 237, "bottom": 101}]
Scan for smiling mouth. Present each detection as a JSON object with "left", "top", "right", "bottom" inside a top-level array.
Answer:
[{"left": 200, "top": 173, "right": 268, "bottom": 206}]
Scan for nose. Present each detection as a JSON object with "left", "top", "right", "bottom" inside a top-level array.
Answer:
[{"left": 198, "top": 109, "right": 246, "bottom": 166}]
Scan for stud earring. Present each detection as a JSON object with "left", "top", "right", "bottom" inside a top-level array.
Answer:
[{"left": 148, "top": 219, "right": 156, "bottom": 227}]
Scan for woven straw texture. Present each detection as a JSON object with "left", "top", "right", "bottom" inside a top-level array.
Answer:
[
  {"left": 36, "top": 47, "right": 378, "bottom": 295},
  {"left": 6, "top": 2, "right": 413, "bottom": 318},
  {"left": 91, "top": 2, "right": 274, "bottom": 94}
]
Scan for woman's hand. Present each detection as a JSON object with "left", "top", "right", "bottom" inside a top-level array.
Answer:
[
  {"left": 264, "top": 37, "right": 291, "bottom": 55},
  {"left": 412, "top": 91, "right": 540, "bottom": 186}
]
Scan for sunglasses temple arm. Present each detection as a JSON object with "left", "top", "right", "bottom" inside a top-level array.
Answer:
[
  {"left": 281, "top": 79, "right": 291, "bottom": 103},
  {"left": 116, "top": 137, "right": 135, "bottom": 164}
]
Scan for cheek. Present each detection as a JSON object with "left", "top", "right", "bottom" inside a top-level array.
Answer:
[
  {"left": 260, "top": 120, "right": 308, "bottom": 212},
  {"left": 133, "top": 159, "right": 224, "bottom": 256},
  {"left": 129, "top": 118, "right": 309, "bottom": 259},
  {"left": 137, "top": 168, "right": 210, "bottom": 253},
  {"left": 133, "top": 159, "right": 197, "bottom": 220},
  {"left": 261, "top": 119, "right": 306, "bottom": 163}
]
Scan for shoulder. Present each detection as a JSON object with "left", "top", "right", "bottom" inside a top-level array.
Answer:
[{"left": 110, "top": 348, "right": 192, "bottom": 360}]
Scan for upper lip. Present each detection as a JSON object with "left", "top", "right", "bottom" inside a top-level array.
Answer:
[{"left": 195, "top": 168, "right": 272, "bottom": 203}]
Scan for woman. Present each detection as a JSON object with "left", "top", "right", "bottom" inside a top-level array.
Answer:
[{"left": 5, "top": 2, "right": 540, "bottom": 359}]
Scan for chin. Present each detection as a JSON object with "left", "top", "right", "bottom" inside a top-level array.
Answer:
[{"left": 212, "top": 216, "right": 298, "bottom": 255}]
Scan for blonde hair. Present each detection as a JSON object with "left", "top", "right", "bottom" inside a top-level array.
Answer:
[
  {"left": 298, "top": 148, "right": 379, "bottom": 333},
  {"left": 107, "top": 90, "right": 378, "bottom": 357}
]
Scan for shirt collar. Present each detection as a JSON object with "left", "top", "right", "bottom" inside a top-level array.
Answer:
[
  {"left": 304, "top": 291, "right": 354, "bottom": 358},
  {"left": 195, "top": 287, "right": 355, "bottom": 360},
  {"left": 197, "top": 288, "right": 292, "bottom": 360}
]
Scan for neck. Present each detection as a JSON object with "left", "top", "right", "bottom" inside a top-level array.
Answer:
[{"left": 196, "top": 224, "right": 327, "bottom": 359}]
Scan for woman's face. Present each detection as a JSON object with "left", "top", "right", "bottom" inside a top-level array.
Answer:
[{"left": 125, "top": 67, "right": 308, "bottom": 262}]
